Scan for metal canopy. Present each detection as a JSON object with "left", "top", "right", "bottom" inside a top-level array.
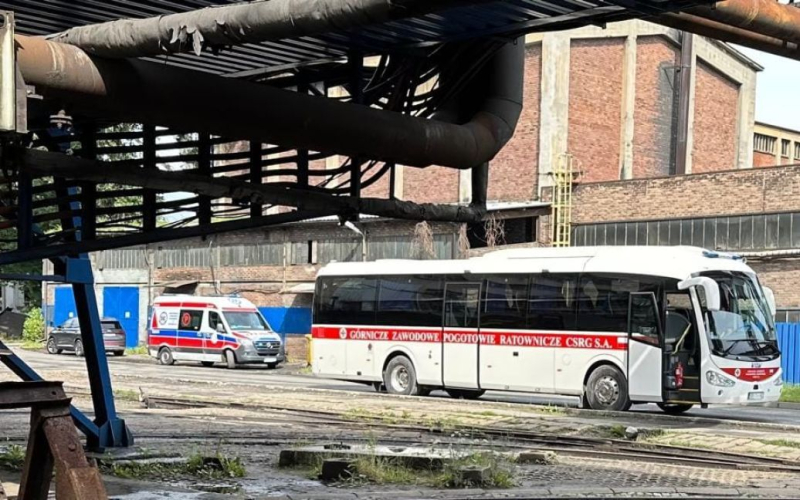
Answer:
[{"left": 5, "top": 0, "right": 701, "bottom": 76}]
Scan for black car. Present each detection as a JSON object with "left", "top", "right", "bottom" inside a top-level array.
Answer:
[{"left": 46, "top": 317, "right": 127, "bottom": 357}]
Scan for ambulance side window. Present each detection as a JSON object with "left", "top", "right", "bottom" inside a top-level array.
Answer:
[
  {"left": 179, "top": 310, "right": 203, "bottom": 331},
  {"left": 208, "top": 312, "right": 224, "bottom": 332}
]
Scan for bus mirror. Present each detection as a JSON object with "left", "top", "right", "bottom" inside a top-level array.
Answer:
[
  {"left": 678, "top": 276, "right": 720, "bottom": 311},
  {"left": 763, "top": 286, "right": 777, "bottom": 317}
]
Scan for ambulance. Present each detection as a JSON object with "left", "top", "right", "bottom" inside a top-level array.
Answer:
[{"left": 148, "top": 295, "right": 285, "bottom": 369}]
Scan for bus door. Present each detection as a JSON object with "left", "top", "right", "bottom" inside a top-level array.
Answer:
[
  {"left": 442, "top": 282, "right": 482, "bottom": 389},
  {"left": 627, "top": 292, "right": 663, "bottom": 402}
]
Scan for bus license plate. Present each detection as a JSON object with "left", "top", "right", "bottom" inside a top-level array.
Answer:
[
  {"left": 748, "top": 391, "right": 764, "bottom": 401},
  {"left": 263, "top": 357, "right": 277, "bottom": 364}
]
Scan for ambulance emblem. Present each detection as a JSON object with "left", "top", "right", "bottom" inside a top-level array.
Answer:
[{"left": 159, "top": 312, "right": 168, "bottom": 325}]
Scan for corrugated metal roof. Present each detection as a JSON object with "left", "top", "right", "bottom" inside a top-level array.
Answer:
[{"left": 3, "top": 0, "right": 713, "bottom": 75}]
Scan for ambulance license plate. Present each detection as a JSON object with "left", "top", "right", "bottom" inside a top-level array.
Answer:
[
  {"left": 748, "top": 391, "right": 764, "bottom": 401},
  {"left": 263, "top": 357, "right": 277, "bottom": 364}
]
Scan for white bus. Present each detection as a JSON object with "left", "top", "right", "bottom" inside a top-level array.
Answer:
[{"left": 311, "top": 246, "right": 783, "bottom": 413}]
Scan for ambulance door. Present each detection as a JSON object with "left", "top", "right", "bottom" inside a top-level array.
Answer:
[
  {"left": 442, "top": 282, "right": 482, "bottom": 389},
  {"left": 177, "top": 308, "right": 205, "bottom": 361},
  {"left": 204, "top": 310, "right": 227, "bottom": 360}
]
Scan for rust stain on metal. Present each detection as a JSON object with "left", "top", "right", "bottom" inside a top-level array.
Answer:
[{"left": 17, "top": 35, "right": 107, "bottom": 96}]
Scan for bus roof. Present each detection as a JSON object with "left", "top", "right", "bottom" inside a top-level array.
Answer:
[{"left": 316, "top": 246, "right": 755, "bottom": 281}]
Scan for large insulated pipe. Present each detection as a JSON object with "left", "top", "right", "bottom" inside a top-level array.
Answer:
[
  {"left": 47, "top": 0, "right": 491, "bottom": 58},
  {"left": 656, "top": 12, "right": 800, "bottom": 61},
  {"left": 17, "top": 35, "right": 523, "bottom": 170},
  {"left": 687, "top": 0, "right": 800, "bottom": 45}
]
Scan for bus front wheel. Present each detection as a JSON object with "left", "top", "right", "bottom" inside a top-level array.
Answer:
[
  {"left": 585, "top": 365, "right": 631, "bottom": 411},
  {"left": 383, "top": 356, "right": 420, "bottom": 396},
  {"left": 657, "top": 403, "right": 693, "bottom": 415}
]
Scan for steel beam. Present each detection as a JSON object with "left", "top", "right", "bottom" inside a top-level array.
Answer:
[{"left": 16, "top": 35, "right": 523, "bottom": 170}]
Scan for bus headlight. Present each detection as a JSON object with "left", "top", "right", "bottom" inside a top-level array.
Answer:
[
  {"left": 706, "top": 370, "right": 736, "bottom": 387},
  {"left": 775, "top": 375, "right": 784, "bottom": 386}
]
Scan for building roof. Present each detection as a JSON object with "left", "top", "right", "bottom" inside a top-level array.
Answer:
[{"left": 755, "top": 121, "right": 800, "bottom": 136}]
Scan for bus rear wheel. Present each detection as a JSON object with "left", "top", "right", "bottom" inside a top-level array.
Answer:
[
  {"left": 657, "top": 403, "right": 693, "bottom": 415},
  {"left": 446, "top": 389, "right": 485, "bottom": 400},
  {"left": 585, "top": 365, "right": 631, "bottom": 411},
  {"left": 383, "top": 356, "right": 420, "bottom": 396}
]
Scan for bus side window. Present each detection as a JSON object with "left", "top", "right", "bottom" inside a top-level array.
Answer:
[
  {"left": 482, "top": 275, "right": 529, "bottom": 329},
  {"left": 316, "top": 277, "right": 377, "bottom": 325},
  {"left": 528, "top": 274, "right": 577, "bottom": 331},
  {"left": 179, "top": 309, "right": 203, "bottom": 331}
]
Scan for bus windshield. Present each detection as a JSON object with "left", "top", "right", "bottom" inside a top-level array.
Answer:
[
  {"left": 224, "top": 311, "right": 271, "bottom": 331},
  {"left": 700, "top": 271, "right": 778, "bottom": 359}
]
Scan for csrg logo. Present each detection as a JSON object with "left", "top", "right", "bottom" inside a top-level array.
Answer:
[
  {"left": 339, "top": 327, "right": 348, "bottom": 340},
  {"left": 159, "top": 312, "right": 168, "bottom": 325},
  {"left": 734, "top": 368, "right": 742, "bottom": 378}
]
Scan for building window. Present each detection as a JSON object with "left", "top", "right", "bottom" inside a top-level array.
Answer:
[
  {"left": 776, "top": 309, "right": 800, "bottom": 323},
  {"left": 795, "top": 143, "right": 800, "bottom": 160},
  {"left": 782, "top": 139, "right": 791, "bottom": 158},
  {"left": 754, "top": 133, "right": 776, "bottom": 154}
]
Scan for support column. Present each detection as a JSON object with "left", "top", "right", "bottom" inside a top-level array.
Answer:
[
  {"left": 538, "top": 33, "right": 571, "bottom": 197},
  {"left": 675, "top": 32, "right": 694, "bottom": 175},
  {"left": 619, "top": 34, "right": 637, "bottom": 180}
]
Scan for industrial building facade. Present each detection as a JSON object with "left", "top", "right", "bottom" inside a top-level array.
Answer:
[{"left": 44, "top": 19, "right": 800, "bottom": 352}]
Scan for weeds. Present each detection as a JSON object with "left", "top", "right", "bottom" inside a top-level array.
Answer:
[
  {"left": 0, "top": 444, "right": 25, "bottom": 471},
  {"left": 125, "top": 345, "right": 149, "bottom": 356},
  {"left": 608, "top": 424, "right": 627, "bottom": 438},
  {"left": 114, "top": 389, "right": 140, "bottom": 402},
  {"left": 781, "top": 385, "right": 800, "bottom": 403},
  {"left": 435, "top": 452, "right": 515, "bottom": 489},
  {"left": 104, "top": 451, "right": 245, "bottom": 480},
  {"left": 761, "top": 439, "right": 800, "bottom": 449}
]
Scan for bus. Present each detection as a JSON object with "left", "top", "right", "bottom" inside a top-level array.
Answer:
[{"left": 311, "top": 246, "right": 782, "bottom": 413}]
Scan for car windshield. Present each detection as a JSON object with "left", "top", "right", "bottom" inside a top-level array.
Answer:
[
  {"left": 223, "top": 311, "right": 271, "bottom": 331},
  {"left": 700, "top": 271, "right": 778, "bottom": 359}
]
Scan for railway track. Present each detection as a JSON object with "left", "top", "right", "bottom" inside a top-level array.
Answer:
[{"left": 137, "top": 394, "right": 800, "bottom": 473}]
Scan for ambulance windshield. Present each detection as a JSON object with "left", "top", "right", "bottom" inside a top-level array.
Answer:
[{"left": 224, "top": 311, "right": 271, "bottom": 331}]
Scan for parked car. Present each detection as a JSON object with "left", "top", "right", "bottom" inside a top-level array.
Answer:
[{"left": 46, "top": 317, "right": 127, "bottom": 357}]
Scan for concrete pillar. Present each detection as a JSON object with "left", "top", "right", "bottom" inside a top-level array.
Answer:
[
  {"left": 737, "top": 74, "right": 756, "bottom": 169},
  {"left": 393, "top": 165, "right": 404, "bottom": 199},
  {"left": 458, "top": 168, "right": 472, "bottom": 203},
  {"left": 618, "top": 34, "right": 637, "bottom": 180},
  {"left": 537, "top": 33, "right": 570, "bottom": 198},
  {"left": 683, "top": 34, "right": 698, "bottom": 174}
]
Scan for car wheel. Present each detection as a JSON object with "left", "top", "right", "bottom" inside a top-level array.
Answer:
[
  {"left": 74, "top": 339, "right": 84, "bottom": 358},
  {"left": 266, "top": 362, "right": 278, "bottom": 369},
  {"left": 158, "top": 347, "right": 175, "bottom": 366},
  {"left": 201, "top": 361, "right": 215, "bottom": 367},
  {"left": 383, "top": 355, "right": 420, "bottom": 396},
  {"left": 585, "top": 365, "right": 631, "bottom": 411},
  {"left": 657, "top": 403, "right": 693, "bottom": 415},
  {"left": 224, "top": 350, "right": 237, "bottom": 369},
  {"left": 113, "top": 350, "right": 125, "bottom": 357},
  {"left": 446, "top": 389, "right": 485, "bottom": 400},
  {"left": 46, "top": 337, "right": 61, "bottom": 355}
]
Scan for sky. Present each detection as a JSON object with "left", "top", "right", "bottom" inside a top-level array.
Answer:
[{"left": 735, "top": 46, "right": 800, "bottom": 130}]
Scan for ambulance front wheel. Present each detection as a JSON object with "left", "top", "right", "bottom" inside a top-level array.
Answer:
[
  {"left": 158, "top": 347, "right": 175, "bottom": 366},
  {"left": 225, "top": 349, "right": 238, "bottom": 369}
]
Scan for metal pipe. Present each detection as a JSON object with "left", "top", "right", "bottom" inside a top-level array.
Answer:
[
  {"left": 17, "top": 35, "right": 523, "bottom": 170},
  {"left": 655, "top": 12, "right": 800, "bottom": 61},
  {"left": 674, "top": 32, "right": 693, "bottom": 176},
  {"left": 687, "top": 0, "right": 800, "bottom": 45},
  {"left": 47, "top": 0, "right": 491, "bottom": 59}
]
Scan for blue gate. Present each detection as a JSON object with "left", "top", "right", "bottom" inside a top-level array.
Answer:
[
  {"left": 777, "top": 323, "right": 800, "bottom": 385},
  {"left": 53, "top": 286, "right": 76, "bottom": 328},
  {"left": 102, "top": 287, "right": 140, "bottom": 348}
]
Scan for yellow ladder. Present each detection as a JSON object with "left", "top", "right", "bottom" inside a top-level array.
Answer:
[{"left": 552, "top": 153, "right": 574, "bottom": 247}]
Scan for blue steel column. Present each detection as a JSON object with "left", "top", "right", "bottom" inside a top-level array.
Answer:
[{"left": 66, "top": 257, "right": 133, "bottom": 449}]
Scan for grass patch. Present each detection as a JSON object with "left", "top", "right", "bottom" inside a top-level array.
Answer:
[
  {"left": 761, "top": 439, "right": 800, "bottom": 449},
  {"left": 299, "top": 365, "right": 313, "bottom": 375},
  {"left": 0, "top": 444, "right": 25, "bottom": 471},
  {"left": 607, "top": 425, "right": 627, "bottom": 439},
  {"left": 113, "top": 389, "right": 140, "bottom": 402},
  {"left": 435, "top": 452, "right": 515, "bottom": 489},
  {"left": 125, "top": 345, "right": 149, "bottom": 356},
  {"left": 781, "top": 385, "right": 800, "bottom": 403},
  {"left": 104, "top": 451, "right": 246, "bottom": 480},
  {"left": 20, "top": 340, "right": 41, "bottom": 351}
]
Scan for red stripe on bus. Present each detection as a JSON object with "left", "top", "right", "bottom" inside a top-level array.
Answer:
[
  {"left": 312, "top": 326, "right": 625, "bottom": 350},
  {"left": 154, "top": 302, "right": 216, "bottom": 309}
]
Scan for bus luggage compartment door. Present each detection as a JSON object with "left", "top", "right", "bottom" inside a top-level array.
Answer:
[{"left": 442, "top": 283, "right": 482, "bottom": 389}]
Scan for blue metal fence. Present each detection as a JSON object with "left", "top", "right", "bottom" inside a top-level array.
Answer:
[
  {"left": 777, "top": 323, "right": 800, "bottom": 385},
  {"left": 259, "top": 307, "right": 312, "bottom": 340}
]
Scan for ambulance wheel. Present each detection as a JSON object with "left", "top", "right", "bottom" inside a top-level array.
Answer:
[
  {"left": 446, "top": 389, "right": 485, "bottom": 400},
  {"left": 585, "top": 365, "right": 631, "bottom": 411},
  {"left": 201, "top": 361, "right": 215, "bottom": 367},
  {"left": 224, "top": 349, "right": 238, "bottom": 369},
  {"left": 383, "top": 355, "right": 419, "bottom": 396},
  {"left": 657, "top": 403, "right": 693, "bottom": 415},
  {"left": 158, "top": 347, "right": 175, "bottom": 366},
  {"left": 74, "top": 339, "right": 84, "bottom": 358}
]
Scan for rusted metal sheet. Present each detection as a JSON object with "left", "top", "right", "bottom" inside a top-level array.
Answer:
[
  {"left": 16, "top": 35, "right": 523, "bottom": 170},
  {"left": 46, "top": 0, "right": 491, "bottom": 59}
]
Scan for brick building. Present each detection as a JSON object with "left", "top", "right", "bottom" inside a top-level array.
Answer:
[{"left": 45, "top": 19, "right": 800, "bottom": 351}]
